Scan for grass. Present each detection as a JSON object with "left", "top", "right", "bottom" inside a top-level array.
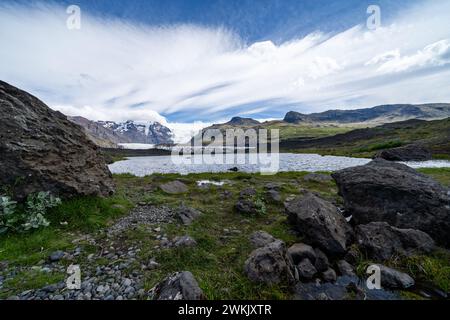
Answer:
[
  {"left": 0, "top": 194, "right": 133, "bottom": 297},
  {"left": 107, "top": 171, "right": 337, "bottom": 299},
  {"left": 282, "top": 118, "right": 450, "bottom": 159},
  {"left": 1, "top": 168, "right": 449, "bottom": 299},
  {"left": 417, "top": 168, "right": 450, "bottom": 186},
  {"left": 0, "top": 270, "right": 65, "bottom": 298}
]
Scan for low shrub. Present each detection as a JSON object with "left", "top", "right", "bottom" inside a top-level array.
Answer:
[{"left": 0, "top": 191, "right": 61, "bottom": 234}]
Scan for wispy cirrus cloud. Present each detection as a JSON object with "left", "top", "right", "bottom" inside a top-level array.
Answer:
[{"left": 0, "top": 0, "right": 449, "bottom": 135}]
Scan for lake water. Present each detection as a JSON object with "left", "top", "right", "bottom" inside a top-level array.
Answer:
[{"left": 108, "top": 153, "right": 450, "bottom": 176}]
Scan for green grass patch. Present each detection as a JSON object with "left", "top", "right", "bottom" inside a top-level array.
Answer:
[
  {"left": 0, "top": 269, "right": 65, "bottom": 298},
  {"left": 418, "top": 168, "right": 450, "bottom": 186}
]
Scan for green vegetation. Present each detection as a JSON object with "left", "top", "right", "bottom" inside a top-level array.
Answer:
[
  {"left": 1, "top": 168, "right": 449, "bottom": 299},
  {"left": 0, "top": 192, "right": 61, "bottom": 234},
  {"left": 261, "top": 122, "right": 357, "bottom": 140},
  {"left": 354, "top": 140, "right": 403, "bottom": 153},
  {"left": 282, "top": 118, "right": 450, "bottom": 159},
  {"left": 417, "top": 168, "right": 450, "bottom": 186}
]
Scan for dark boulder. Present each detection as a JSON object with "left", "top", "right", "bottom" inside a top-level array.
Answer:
[
  {"left": 296, "top": 258, "right": 317, "bottom": 280},
  {"left": 149, "top": 271, "right": 205, "bottom": 300},
  {"left": 244, "top": 240, "right": 295, "bottom": 285},
  {"left": 376, "top": 264, "right": 415, "bottom": 289},
  {"left": 287, "top": 243, "right": 316, "bottom": 265},
  {"left": 294, "top": 275, "right": 401, "bottom": 300},
  {"left": 0, "top": 81, "right": 114, "bottom": 200},
  {"left": 375, "top": 144, "right": 432, "bottom": 161},
  {"left": 336, "top": 260, "right": 356, "bottom": 277},
  {"left": 314, "top": 249, "right": 330, "bottom": 272},
  {"left": 249, "top": 231, "right": 277, "bottom": 248},
  {"left": 332, "top": 159, "right": 450, "bottom": 246},
  {"left": 285, "top": 192, "right": 353, "bottom": 256},
  {"left": 177, "top": 205, "right": 202, "bottom": 225},
  {"left": 356, "top": 222, "right": 435, "bottom": 261}
]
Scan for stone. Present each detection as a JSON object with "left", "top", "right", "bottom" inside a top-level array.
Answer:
[
  {"left": 294, "top": 275, "right": 401, "bottom": 300},
  {"left": 375, "top": 144, "right": 432, "bottom": 161},
  {"left": 297, "top": 258, "right": 317, "bottom": 280},
  {"left": 303, "top": 173, "right": 333, "bottom": 183},
  {"left": 376, "top": 264, "right": 415, "bottom": 289},
  {"left": 249, "top": 231, "right": 277, "bottom": 248},
  {"left": 264, "top": 183, "right": 281, "bottom": 191},
  {"left": 355, "top": 222, "right": 435, "bottom": 261},
  {"left": 322, "top": 268, "right": 337, "bottom": 283},
  {"left": 149, "top": 271, "right": 205, "bottom": 300},
  {"left": 173, "top": 236, "right": 197, "bottom": 248},
  {"left": 287, "top": 243, "right": 316, "bottom": 265},
  {"left": 177, "top": 205, "right": 202, "bottom": 225},
  {"left": 336, "top": 260, "right": 355, "bottom": 277},
  {"left": 285, "top": 192, "right": 352, "bottom": 255},
  {"left": 314, "top": 249, "right": 330, "bottom": 273},
  {"left": 244, "top": 240, "right": 295, "bottom": 285},
  {"left": 49, "top": 251, "right": 65, "bottom": 262},
  {"left": 0, "top": 81, "right": 115, "bottom": 200},
  {"left": 160, "top": 181, "right": 188, "bottom": 194},
  {"left": 265, "top": 189, "right": 282, "bottom": 203},
  {"left": 332, "top": 159, "right": 450, "bottom": 246}
]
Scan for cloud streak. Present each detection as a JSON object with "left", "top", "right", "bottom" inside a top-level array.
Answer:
[{"left": 0, "top": 1, "right": 450, "bottom": 141}]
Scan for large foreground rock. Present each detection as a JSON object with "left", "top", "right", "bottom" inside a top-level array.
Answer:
[
  {"left": 285, "top": 192, "right": 352, "bottom": 256},
  {"left": 332, "top": 159, "right": 450, "bottom": 246},
  {"left": 0, "top": 81, "right": 114, "bottom": 199},
  {"left": 375, "top": 144, "right": 432, "bottom": 161},
  {"left": 149, "top": 271, "right": 205, "bottom": 300},
  {"left": 356, "top": 222, "right": 435, "bottom": 261},
  {"left": 244, "top": 240, "right": 295, "bottom": 285}
]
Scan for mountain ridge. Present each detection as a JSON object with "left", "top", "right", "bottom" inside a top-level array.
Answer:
[
  {"left": 283, "top": 103, "right": 450, "bottom": 124},
  {"left": 69, "top": 117, "right": 174, "bottom": 147}
]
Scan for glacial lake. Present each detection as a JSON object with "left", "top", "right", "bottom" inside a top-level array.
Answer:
[{"left": 108, "top": 153, "right": 450, "bottom": 176}]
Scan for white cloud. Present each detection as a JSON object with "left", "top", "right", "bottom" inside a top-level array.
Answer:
[
  {"left": 0, "top": 0, "right": 450, "bottom": 133},
  {"left": 370, "top": 40, "right": 450, "bottom": 73}
]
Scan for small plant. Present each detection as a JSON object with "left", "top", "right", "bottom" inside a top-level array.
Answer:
[
  {"left": 0, "top": 192, "right": 61, "bottom": 234},
  {"left": 0, "top": 196, "right": 18, "bottom": 234},
  {"left": 253, "top": 193, "right": 267, "bottom": 215}
]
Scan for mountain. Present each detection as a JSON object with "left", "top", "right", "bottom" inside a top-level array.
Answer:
[
  {"left": 226, "top": 117, "right": 260, "bottom": 126},
  {"left": 69, "top": 117, "right": 174, "bottom": 147},
  {"left": 283, "top": 104, "right": 450, "bottom": 124},
  {"left": 69, "top": 116, "right": 123, "bottom": 148}
]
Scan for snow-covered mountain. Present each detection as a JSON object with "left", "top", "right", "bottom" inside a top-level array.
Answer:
[{"left": 69, "top": 117, "right": 174, "bottom": 147}]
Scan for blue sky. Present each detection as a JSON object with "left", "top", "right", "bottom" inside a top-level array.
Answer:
[
  {"left": 1, "top": 0, "right": 450, "bottom": 140},
  {"left": 41, "top": 0, "right": 410, "bottom": 43}
]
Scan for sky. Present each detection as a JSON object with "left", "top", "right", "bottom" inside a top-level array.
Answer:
[{"left": 1, "top": 0, "right": 450, "bottom": 141}]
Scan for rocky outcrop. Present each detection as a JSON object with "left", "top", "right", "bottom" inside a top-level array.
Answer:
[
  {"left": 285, "top": 192, "right": 352, "bottom": 255},
  {"left": 149, "top": 271, "right": 205, "bottom": 300},
  {"left": 0, "top": 81, "right": 115, "bottom": 200},
  {"left": 244, "top": 240, "right": 295, "bottom": 285},
  {"left": 375, "top": 144, "right": 432, "bottom": 161},
  {"left": 332, "top": 159, "right": 450, "bottom": 246},
  {"left": 356, "top": 222, "right": 435, "bottom": 261}
]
